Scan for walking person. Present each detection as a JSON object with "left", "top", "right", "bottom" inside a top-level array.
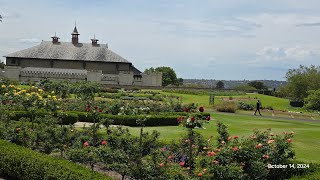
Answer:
[{"left": 254, "top": 100, "right": 262, "bottom": 116}]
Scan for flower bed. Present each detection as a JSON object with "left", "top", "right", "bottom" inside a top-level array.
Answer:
[{"left": 0, "top": 140, "right": 112, "bottom": 180}]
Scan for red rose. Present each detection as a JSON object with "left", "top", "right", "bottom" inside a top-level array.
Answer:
[
  {"left": 94, "top": 106, "right": 98, "bottom": 110},
  {"left": 159, "top": 163, "right": 165, "bottom": 167},
  {"left": 198, "top": 172, "right": 203, "bottom": 177},
  {"left": 287, "top": 138, "right": 292, "bottom": 143},
  {"left": 232, "top": 147, "right": 238, "bottom": 151},
  {"left": 184, "top": 107, "right": 188, "bottom": 112},
  {"left": 15, "top": 128, "right": 21, "bottom": 133},
  {"left": 233, "top": 136, "right": 239, "bottom": 139},
  {"left": 199, "top": 106, "right": 204, "bottom": 112},
  {"left": 98, "top": 109, "right": 103, "bottom": 113},
  {"left": 101, "top": 140, "right": 107, "bottom": 145},
  {"left": 83, "top": 141, "right": 89, "bottom": 147},
  {"left": 227, "top": 137, "right": 232, "bottom": 141},
  {"left": 190, "top": 116, "right": 195, "bottom": 122},
  {"left": 168, "top": 155, "right": 174, "bottom": 160},
  {"left": 206, "top": 116, "right": 210, "bottom": 121},
  {"left": 263, "top": 155, "right": 269, "bottom": 159},
  {"left": 207, "top": 151, "right": 216, "bottom": 157},
  {"left": 179, "top": 162, "right": 185, "bottom": 167},
  {"left": 177, "top": 116, "right": 184, "bottom": 123}
]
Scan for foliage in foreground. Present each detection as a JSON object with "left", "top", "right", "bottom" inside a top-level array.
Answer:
[{"left": 0, "top": 139, "right": 112, "bottom": 180}]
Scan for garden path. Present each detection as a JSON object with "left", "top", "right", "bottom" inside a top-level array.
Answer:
[{"left": 209, "top": 111, "right": 320, "bottom": 124}]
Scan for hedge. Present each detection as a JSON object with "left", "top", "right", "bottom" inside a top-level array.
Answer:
[
  {"left": 71, "top": 111, "right": 180, "bottom": 126},
  {"left": 73, "top": 111, "right": 211, "bottom": 126},
  {"left": 10, "top": 111, "right": 78, "bottom": 125},
  {"left": 9, "top": 111, "right": 211, "bottom": 127},
  {"left": 0, "top": 140, "right": 113, "bottom": 180}
]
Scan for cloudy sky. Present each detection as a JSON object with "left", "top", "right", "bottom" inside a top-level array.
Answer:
[{"left": 1, "top": 0, "right": 320, "bottom": 80}]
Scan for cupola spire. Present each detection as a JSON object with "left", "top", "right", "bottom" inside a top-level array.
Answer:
[{"left": 71, "top": 21, "right": 80, "bottom": 44}]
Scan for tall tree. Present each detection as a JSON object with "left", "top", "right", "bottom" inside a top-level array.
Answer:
[
  {"left": 0, "top": 15, "right": 2, "bottom": 22},
  {"left": 216, "top": 81, "right": 225, "bottom": 89},
  {"left": 248, "top": 81, "right": 268, "bottom": 90},
  {"left": 285, "top": 65, "right": 320, "bottom": 101},
  {"left": 155, "top": 67, "right": 178, "bottom": 86}
]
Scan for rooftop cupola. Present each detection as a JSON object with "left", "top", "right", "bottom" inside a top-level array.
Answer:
[
  {"left": 91, "top": 34, "right": 99, "bottom": 46},
  {"left": 51, "top": 32, "right": 60, "bottom": 44},
  {"left": 71, "top": 23, "right": 80, "bottom": 44}
]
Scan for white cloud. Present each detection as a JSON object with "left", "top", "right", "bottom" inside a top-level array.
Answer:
[{"left": 257, "top": 46, "right": 320, "bottom": 61}]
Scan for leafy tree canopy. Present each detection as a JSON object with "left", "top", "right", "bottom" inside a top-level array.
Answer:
[
  {"left": 285, "top": 65, "right": 320, "bottom": 101},
  {"left": 216, "top": 81, "right": 225, "bottom": 89},
  {"left": 248, "top": 81, "right": 268, "bottom": 90}
]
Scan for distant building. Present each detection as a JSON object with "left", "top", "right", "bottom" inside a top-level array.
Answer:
[{"left": 1, "top": 25, "right": 162, "bottom": 87}]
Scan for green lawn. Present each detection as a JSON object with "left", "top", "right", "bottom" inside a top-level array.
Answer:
[{"left": 126, "top": 113, "right": 320, "bottom": 163}]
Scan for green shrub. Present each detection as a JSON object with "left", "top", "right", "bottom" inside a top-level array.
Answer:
[
  {"left": 0, "top": 140, "right": 112, "bottom": 180},
  {"left": 216, "top": 102, "right": 237, "bottom": 113},
  {"left": 10, "top": 111, "right": 78, "bottom": 125},
  {"left": 304, "top": 90, "right": 320, "bottom": 111},
  {"left": 100, "top": 88, "right": 119, "bottom": 93},
  {"left": 69, "top": 111, "right": 180, "bottom": 126},
  {"left": 237, "top": 101, "right": 254, "bottom": 110}
]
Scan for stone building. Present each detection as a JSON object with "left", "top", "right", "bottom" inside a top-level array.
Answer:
[{"left": 1, "top": 26, "right": 162, "bottom": 87}]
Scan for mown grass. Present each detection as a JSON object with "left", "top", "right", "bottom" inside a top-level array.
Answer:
[{"left": 126, "top": 113, "right": 320, "bottom": 163}]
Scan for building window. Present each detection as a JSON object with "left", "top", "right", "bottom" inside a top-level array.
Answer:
[{"left": 11, "top": 59, "right": 16, "bottom": 64}]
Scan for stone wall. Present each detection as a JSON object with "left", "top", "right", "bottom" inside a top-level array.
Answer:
[
  {"left": 142, "top": 72, "right": 162, "bottom": 87},
  {"left": 1, "top": 66, "right": 162, "bottom": 87}
]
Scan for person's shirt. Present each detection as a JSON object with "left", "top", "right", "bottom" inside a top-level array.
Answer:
[{"left": 256, "top": 102, "right": 261, "bottom": 109}]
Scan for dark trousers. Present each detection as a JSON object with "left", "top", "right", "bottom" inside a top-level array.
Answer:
[{"left": 254, "top": 108, "right": 261, "bottom": 115}]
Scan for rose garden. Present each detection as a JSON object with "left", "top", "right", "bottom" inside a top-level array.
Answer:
[{"left": 0, "top": 79, "right": 319, "bottom": 180}]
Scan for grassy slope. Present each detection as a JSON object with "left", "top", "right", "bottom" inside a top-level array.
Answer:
[{"left": 127, "top": 113, "right": 320, "bottom": 163}]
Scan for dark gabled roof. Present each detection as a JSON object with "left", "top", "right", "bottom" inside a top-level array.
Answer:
[{"left": 5, "top": 41, "right": 131, "bottom": 64}]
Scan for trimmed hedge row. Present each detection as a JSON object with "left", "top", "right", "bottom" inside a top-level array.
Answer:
[
  {"left": 72, "top": 111, "right": 180, "bottom": 126},
  {"left": 0, "top": 140, "right": 112, "bottom": 180},
  {"left": 9, "top": 111, "right": 211, "bottom": 127},
  {"left": 10, "top": 111, "right": 78, "bottom": 125}
]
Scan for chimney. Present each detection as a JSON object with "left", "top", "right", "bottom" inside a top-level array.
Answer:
[
  {"left": 71, "top": 25, "right": 80, "bottom": 44},
  {"left": 51, "top": 32, "right": 60, "bottom": 44},
  {"left": 91, "top": 34, "right": 99, "bottom": 46}
]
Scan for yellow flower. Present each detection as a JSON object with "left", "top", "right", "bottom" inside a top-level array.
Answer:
[
  {"left": 17, "top": 88, "right": 21, "bottom": 91},
  {"left": 1, "top": 85, "right": 6, "bottom": 88},
  {"left": 38, "top": 89, "right": 43, "bottom": 92},
  {"left": 13, "top": 90, "right": 16, "bottom": 93},
  {"left": 21, "top": 90, "right": 27, "bottom": 93},
  {"left": 51, "top": 91, "right": 55, "bottom": 94},
  {"left": 14, "top": 93, "right": 18, "bottom": 96},
  {"left": 38, "top": 96, "right": 43, "bottom": 101},
  {"left": 9, "top": 84, "right": 15, "bottom": 88},
  {"left": 26, "top": 93, "right": 31, "bottom": 97},
  {"left": 47, "top": 95, "right": 51, "bottom": 98},
  {"left": 4, "top": 93, "right": 9, "bottom": 96}
]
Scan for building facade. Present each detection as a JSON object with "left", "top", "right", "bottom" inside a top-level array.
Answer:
[{"left": 1, "top": 26, "right": 162, "bottom": 87}]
